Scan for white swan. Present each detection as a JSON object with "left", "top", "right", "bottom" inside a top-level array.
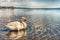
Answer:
[{"left": 5, "top": 17, "right": 27, "bottom": 30}]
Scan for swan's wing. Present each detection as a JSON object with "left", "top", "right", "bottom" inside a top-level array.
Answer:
[{"left": 6, "top": 21, "right": 20, "bottom": 27}]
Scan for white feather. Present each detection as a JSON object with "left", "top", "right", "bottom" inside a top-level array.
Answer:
[{"left": 5, "top": 21, "right": 27, "bottom": 30}]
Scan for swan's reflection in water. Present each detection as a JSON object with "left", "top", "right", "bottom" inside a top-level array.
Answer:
[{"left": 6, "top": 29, "right": 27, "bottom": 40}]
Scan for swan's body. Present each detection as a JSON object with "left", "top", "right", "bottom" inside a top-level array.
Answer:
[{"left": 5, "top": 17, "right": 27, "bottom": 30}]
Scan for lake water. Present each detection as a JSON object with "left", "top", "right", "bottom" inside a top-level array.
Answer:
[{"left": 0, "top": 9, "right": 60, "bottom": 40}]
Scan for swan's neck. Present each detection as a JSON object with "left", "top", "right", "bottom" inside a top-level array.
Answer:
[{"left": 21, "top": 22, "right": 27, "bottom": 28}]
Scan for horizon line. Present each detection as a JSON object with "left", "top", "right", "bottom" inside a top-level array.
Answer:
[{"left": 0, "top": 6, "right": 60, "bottom": 10}]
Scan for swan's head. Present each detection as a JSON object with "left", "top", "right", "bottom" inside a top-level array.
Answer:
[{"left": 20, "top": 17, "right": 26, "bottom": 22}]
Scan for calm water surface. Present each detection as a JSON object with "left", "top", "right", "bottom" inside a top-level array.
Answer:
[{"left": 0, "top": 9, "right": 60, "bottom": 40}]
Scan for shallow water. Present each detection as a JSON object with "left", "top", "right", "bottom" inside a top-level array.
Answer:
[
  {"left": 0, "top": 9, "right": 60, "bottom": 40},
  {"left": 0, "top": 18, "right": 60, "bottom": 40}
]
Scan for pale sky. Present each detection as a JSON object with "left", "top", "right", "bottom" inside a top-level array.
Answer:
[{"left": 0, "top": 0, "right": 60, "bottom": 8}]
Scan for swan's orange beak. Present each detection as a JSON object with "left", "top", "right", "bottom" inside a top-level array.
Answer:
[{"left": 24, "top": 19, "right": 27, "bottom": 22}]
